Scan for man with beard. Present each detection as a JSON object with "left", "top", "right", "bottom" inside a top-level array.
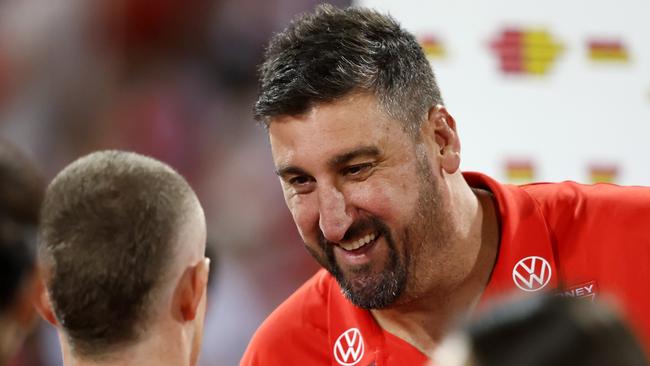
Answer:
[{"left": 241, "top": 5, "right": 650, "bottom": 365}]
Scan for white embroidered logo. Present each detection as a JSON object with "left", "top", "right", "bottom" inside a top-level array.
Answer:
[
  {"left": 333, "top": 328, "right": 365, "bottom": 366},
  {"left": 512, "top": 256, "right": 552, "bottom": 292}
]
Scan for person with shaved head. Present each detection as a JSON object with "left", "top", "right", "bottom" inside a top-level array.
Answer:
[{"left": 35, "top": 150, "right": 210, "bottom": 366}]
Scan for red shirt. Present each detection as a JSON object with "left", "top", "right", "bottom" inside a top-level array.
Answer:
[{"left": 241, "top": 172, "right": 650, "bottom": 365}]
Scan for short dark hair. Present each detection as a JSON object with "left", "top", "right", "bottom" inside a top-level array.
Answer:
[
  {"left": 254, "top": 4, "right": 443, "bottom": 134},
  {"left": 0, "top": 140, "right": 44, "bottom": 313},
  {"left": 39, "top": 150, "right": 195, "bottom": 358}
]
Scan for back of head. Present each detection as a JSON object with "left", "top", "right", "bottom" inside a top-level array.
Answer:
[
  {"left": 39, "top": 150, "right": 196, "bottom": 359},
  {"left": 466, "top": 296, "right": 648, "bottom": 366},
  {"left": 255, "top": 4, "right": 443, "bottom": 134}
]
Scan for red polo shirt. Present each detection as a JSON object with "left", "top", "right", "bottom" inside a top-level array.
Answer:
[{"left": 241, "top": 172, "right": 650, "bottom": 365}]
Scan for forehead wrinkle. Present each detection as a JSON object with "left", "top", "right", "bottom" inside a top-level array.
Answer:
[{"left": 269, "top": 95, "right": 396, "bottom": 179}]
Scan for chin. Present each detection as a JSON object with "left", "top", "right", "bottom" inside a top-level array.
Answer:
[{"left": 340, "top": 273, "right": 404, "bottom": 310}]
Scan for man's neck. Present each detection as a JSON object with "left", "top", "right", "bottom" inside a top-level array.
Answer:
[
  {"left": 60, "top": 325, "right": 194, "bottom": 366},
  {"left": 370, "top": 186, "right": 499, "bottom": 355}
]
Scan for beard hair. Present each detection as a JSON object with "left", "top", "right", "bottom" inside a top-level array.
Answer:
[
  {"left": 330, "top": 218, "right": 405, "bottom": 309},
  {"left": 305, "top": 216, "right": 405, "bottom": 309},
  {"left": 305, "top": 152, "right": 445, "bottom": 310}
]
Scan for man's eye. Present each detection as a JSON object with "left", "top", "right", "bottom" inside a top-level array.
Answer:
[
  {"left": 343, "top": 164, "right": 372, "bottom": 176},
  {"left": 289, "top": 176, "right": 312, "bottom": 186}
]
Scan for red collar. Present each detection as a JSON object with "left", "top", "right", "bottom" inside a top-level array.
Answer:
[{"left": 464, "top": 172, "right": 557, "bottom": 304}]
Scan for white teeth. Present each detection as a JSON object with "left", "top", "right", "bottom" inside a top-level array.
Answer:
[{"left": 339, "top": 233, "right": 377, "bottom": 251}]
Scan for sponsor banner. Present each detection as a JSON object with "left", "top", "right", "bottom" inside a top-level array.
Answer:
[
  {"left": 490, "top": 28, "right": 563, "bottom": 75},
  {"left": 589, "top": 163, "right": 619, "bottom": 184},
  {"left": 588, "top": 39, "right": 629, "bottom": 63},
  {"left": 419, "top": 35, "right": 446, "bottom": 59},
  {"left": 505, "top": 159, "right": 535, "bottom": 184}
]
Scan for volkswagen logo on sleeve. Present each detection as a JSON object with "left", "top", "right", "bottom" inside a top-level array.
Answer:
[
  {"left": 512, "top": 256, "right": 552, "bottom": 292},
  {"left": 333, "top": 328, "right": 365, "bottom": 366}
]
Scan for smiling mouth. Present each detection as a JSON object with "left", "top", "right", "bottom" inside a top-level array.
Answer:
[{"left": 338, "top": 232, "right": 378, "bottom": 252}]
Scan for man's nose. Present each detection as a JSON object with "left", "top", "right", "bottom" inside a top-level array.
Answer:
[{"left": 318, "top": 185, "right": 353, "bottom": 243}]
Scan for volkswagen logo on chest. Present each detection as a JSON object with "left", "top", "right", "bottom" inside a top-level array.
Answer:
[
  {"left": 512, "top": 256, "right": 552, "bottom": 292},
  {"left": 333, "top": 328, "right": 365, "bottom": 366}
]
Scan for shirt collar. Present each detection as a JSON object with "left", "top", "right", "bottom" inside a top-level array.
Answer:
[{"left": 463, "top": 172, "right": 557, "bottom": 303}]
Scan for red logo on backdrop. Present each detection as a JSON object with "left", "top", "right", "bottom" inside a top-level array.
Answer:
[
  {"left": 512, "top": 256, "right": 552, "bottom": 292},
  {"left": 489, "top": 28, "right": 563, "bottom": 75},
  {"left": 333, "top": 328, "right": 365, "bottom": 366}
]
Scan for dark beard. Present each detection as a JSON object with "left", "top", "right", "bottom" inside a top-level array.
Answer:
[
  {"left": 304, "top": 153, "right": 442, "bottom": 310},
  {"left": 307, "top": 217, "right": 408, "bottom": 309}
]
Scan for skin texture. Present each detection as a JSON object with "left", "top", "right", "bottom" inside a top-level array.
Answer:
[
  {"left": 35, "top": 196, "right": 210, "bottom": 366},
  {"left": 269, "top": 92, "right": 499, "bottom": 354}
]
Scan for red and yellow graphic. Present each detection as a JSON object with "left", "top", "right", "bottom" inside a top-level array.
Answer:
[
  {"left": 589, "top": 164, "right": 618, "bottom": 184},
  {"left": 505, "top": 159, "right": 535, "bottom": 184},
  {"left": 490, "top": 28, "right": 563, "bottom": 75},
  {"left": 419, "top": 35, "right": 445, "bottom": 59},
  {"left": 587, "top": 39, "right": 629, "bottom": 62}
]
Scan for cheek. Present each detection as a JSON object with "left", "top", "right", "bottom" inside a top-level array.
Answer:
[
  {"left": 285, "top": 195, "right": 319, "bottom": 241},
  {"left": 348, "top": 179, "right": 418, "bottom": 225},
  {"left": 350, "top": 162, "right": 421, "bottom": 224}
]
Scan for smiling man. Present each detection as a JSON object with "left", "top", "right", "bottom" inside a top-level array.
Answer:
[{"left": 241, "top": 5, "right": 650, "bottom": 366}]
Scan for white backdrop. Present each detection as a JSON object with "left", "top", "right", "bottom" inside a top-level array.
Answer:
[{"left": 355, "top": 0, "right": 650, "bottom": 184}]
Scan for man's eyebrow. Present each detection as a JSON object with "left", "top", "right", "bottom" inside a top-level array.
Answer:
[
  {"left": 275, "top": 165, "right": 309, "bottom": 178},
  {"left": 328, "top": 146, "right": 381, "bottom": 168},
  {"left": 274, "top": 146, "right": 381, "bottom": 178}
]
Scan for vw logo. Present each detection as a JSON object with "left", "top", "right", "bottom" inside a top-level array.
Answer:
[
  {"left": 512, "top": 256, "right": 552, "bottom": 292},
  {"left": 333, "top": 328, "right": 365, "bottom": 366}
]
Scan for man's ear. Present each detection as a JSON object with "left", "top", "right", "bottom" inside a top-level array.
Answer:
[
  {"left": 421, "top": 105, "right": 461, "bottom": 174},
  {"left": 175, "top": 258, "right": 210, "bottom": 322},
  {"left": 33, "top": 267, "right": 58, "bottom": 326}
]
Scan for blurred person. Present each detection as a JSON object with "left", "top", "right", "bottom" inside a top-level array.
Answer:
[
  {"left": 241, "top": 4, "right": 650, "bottom": 365},
  {"left": 0, "top": 140, "right": 45, "bottom": 365},
  {"left": 3, "top": 0, "right": 337, "bottom": 364},
  {"left": 434, "top": 295, "right": 648, "bottom": 366},
  {"left": 34, "top": 151, "right": 210, "bottom": 366}
]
